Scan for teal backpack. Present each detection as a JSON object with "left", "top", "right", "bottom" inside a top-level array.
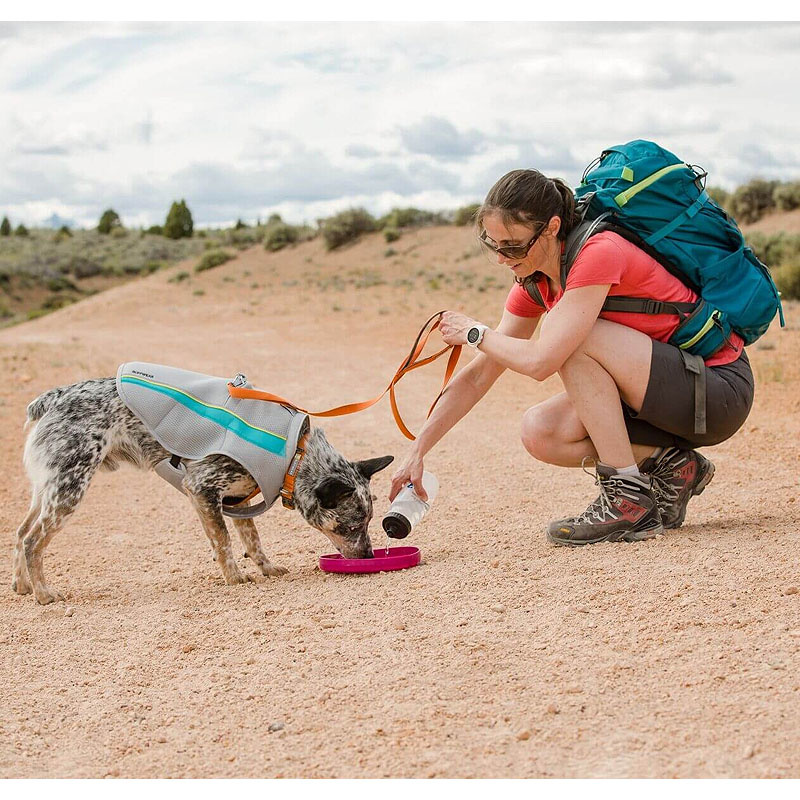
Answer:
[{"left": 526, "top": 139, "right": 785, "bottom": 360}]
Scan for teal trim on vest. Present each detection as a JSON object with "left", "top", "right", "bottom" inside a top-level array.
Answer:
[{"left": 119, "top": 375, "right": 287, "bottom": 456}]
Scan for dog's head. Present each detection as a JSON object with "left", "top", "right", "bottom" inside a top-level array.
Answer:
[{"left": 294, "top": 429, "right": 393, "bottom": 559}]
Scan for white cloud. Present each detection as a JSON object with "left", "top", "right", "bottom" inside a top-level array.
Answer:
[{"left": 0, "top": 21, "right": 799, "bottom": 227}]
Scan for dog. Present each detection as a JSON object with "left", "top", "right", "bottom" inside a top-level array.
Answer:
[{"left": 12, "top": 377, "right": 393, "bottom": 605}]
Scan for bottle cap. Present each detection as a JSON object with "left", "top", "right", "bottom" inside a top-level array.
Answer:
[{"left": 382, "top": 512, "right": 411, "bottom": 539}]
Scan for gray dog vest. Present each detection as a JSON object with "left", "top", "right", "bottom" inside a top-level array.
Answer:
[{"left": 116, "top": 362, "right": 309, "bottom": 517}]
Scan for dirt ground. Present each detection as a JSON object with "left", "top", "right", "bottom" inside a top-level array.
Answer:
[{"left": 1, "top": 227, "right": 798, "bottom": 778}]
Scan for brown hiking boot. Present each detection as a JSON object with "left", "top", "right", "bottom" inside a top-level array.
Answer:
[
  {"left": 640, "top": 447, "right": 715, "bottom": 529},
  {"left": 547, "top": 462, "right": 664, "bottom": 546}
]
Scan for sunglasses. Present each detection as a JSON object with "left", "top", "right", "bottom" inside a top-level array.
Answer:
[{"left": 478, "top": 223, "right": 547, "bottom": 260}]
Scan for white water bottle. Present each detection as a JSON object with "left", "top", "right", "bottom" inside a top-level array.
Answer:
[{"left": 382, "top": 471, "right": 439, "bottom": 539}]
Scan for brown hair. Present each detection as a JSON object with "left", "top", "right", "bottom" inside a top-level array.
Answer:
[{"left": 475, "top": 169, "right": 576, "bottom": 241}]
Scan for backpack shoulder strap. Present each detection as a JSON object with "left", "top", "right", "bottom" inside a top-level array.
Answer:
[
  {"left": 520, "top": 275, "right": 546, "bottom": 309},
  {"left": 559, "top": 211, "right": 613, "bottom": 288}
]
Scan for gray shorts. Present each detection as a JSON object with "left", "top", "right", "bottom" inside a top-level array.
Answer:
[{"left": 623, "top": 339, "right": 754, "bottom": 449}]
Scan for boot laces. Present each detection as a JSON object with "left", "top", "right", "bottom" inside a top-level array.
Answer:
[
  {"left": 574, "top": 458, "right": 644, "bottom": 525},
  {"left": 647, "top": 451, "right": 683, "bottom": 503}
]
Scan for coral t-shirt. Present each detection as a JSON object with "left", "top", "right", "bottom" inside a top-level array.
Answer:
[{"left": 504, "top": 231, "right": 744, "bottom": 367}]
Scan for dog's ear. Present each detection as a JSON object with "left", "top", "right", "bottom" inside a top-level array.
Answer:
[
  {"left": 354, "top": 455, "right": 394, "bottom": 481},
  {"left": 315, "top": 477, "right": 357, "bottom": 509}
]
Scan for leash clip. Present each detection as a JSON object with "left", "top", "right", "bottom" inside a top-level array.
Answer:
[{"left": 231, "top": 373, "right": 248, "bottom": 388}]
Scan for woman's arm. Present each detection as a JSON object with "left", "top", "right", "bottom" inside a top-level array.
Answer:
[
  {"left": 440, "top": 284, "right": 611, "bottom": 382},
  {"left": 389, "top": 309, "right": 539, "bottom": 500}
]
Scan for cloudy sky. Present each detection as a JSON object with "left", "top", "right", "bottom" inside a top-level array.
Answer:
[{"left": 2, "top": 21, "right": 799, "bottom": 228}]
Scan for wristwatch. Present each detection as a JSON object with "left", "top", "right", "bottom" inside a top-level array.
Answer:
[{"left": 466, "top": 323, "right": 489, "bottom": 349}]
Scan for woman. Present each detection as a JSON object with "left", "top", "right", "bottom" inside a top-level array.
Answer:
[{"left": 389, "top": 170, "right": 754, "bottom": 545}]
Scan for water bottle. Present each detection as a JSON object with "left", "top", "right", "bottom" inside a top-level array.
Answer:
[{"left": 382, "top": 471, "right": 439, "bottom": 539}]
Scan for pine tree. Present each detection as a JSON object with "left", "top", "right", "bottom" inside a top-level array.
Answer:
[
  {"left": 0, "top": 216, "right": 10, "bottom": 236},
  {"left": 98, "top": 209, "right": 122, "bottom": 234},
  {"left": 164, "top": 200, "right": 194, "bottom": 239}
]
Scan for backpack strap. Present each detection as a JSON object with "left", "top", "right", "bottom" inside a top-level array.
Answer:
[
  {"left": 521, "top": 275, "right": 546, "bottom": 308},
  {"left": 679, "top": 351, "right": 707, "bottom": 436},
  {"left": 601, "top": 297, "right": 696, "bottom": 318},
  {"left": 559, "top": 211, "right": 613, "bottom": 288}
]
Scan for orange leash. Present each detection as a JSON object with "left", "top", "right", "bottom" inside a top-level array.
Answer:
[{"left": 227, "top": 311, "right": 462, "bottom": 440}]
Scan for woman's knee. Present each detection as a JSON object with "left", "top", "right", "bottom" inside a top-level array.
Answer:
[{"left": 520, "top": 404, "right": 562, "bottom": 463}]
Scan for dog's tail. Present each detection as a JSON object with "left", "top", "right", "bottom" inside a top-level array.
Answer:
[{"left": 26, "top": 386, "right": 69, "bottom": 422}]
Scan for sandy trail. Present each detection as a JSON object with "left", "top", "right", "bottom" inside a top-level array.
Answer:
[{"left": 1, "top": 228, "right": 798, "bottom": 778}]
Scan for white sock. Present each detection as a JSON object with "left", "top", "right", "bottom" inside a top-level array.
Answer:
[{"left": 616, "top": 464, "right": 642, "bottom": 477}]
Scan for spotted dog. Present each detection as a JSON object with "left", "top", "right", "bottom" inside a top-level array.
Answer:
[{"left": 12, "top": 377, "right": 393, "bottom": 605}]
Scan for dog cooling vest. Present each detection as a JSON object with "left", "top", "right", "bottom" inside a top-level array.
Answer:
[{"left": 116, "top": 362, "right": 309, "bottom": 517}]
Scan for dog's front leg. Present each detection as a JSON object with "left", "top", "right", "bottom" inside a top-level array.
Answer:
[
  {"left": 186, "top": 491, "right": 249, "bottom": 585},
  {"left": 232, "top": 517, "right": 288, "bottom": 578}
]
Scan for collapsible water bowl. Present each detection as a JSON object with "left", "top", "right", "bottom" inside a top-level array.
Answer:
[{"left": 319, "top": 546, "right": 421, "bottom": 574}]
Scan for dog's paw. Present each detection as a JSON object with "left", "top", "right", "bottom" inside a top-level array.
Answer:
[
  {"left": 11, "top": 576, "right": 33, "bottom": 595},
  {"left": 34, "top": 585, "right": 65, "bottom": 605},
  {"left": 223, "top": 570, "right": 253, "bottom": 585},
  {"left": 259, "top": 561, "right": 288, "bottom": 578}
]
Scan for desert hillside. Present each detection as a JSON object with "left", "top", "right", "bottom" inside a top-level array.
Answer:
[{"left": 1, "top": 226, "right": 798, "bottom": 778}]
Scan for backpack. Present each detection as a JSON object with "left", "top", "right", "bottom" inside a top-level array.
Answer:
[{"left": 523, "top": 139, "right": 785, "bottom": 360}]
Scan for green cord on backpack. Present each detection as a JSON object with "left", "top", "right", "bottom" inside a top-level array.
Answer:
[{"left": 542, "top": 140, "right": 785, "bottom": 359}]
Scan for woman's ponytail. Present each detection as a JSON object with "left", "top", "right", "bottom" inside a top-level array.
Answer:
[{"left": 551, "top": 177, "right": 577, "bottom": 240}]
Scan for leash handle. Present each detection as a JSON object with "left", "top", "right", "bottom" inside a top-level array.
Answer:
[{"left": 227, "top": 311, "right": 462, "bottom": 440}]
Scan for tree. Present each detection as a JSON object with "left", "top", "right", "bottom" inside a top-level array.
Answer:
[
  {"left": 98, "top": 208, "right": 122, "bottom": 234},
  {"left": 164, "top": 199, "right": 194, "bottom": 239},
  {"left": 15, "top": 224, "right": 29, "bottom": 236},
  {"left": 0, "top": 216, "right": 10, "bottom": 236}
]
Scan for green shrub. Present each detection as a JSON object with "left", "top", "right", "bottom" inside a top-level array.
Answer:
[
  {"left": 773, "top": 181, "right": 800, "bottom": 213},
  {"left": 168, "top": 270, "right": 191, "bottom": 283},
  {"left": 706, "top": 187, "right": 728, "bottom": 212},
  {"left": 235, "top": 219, "right": 248, "bottom": 230},
  {"left": 164, "top": 199, "right": 194, "bottom": 239},
  {"left": 747, "top": 231, "right": 800, "bottom": 269},
  {"left": 195, "top": 249, "right": 233, "bottom": 272},
  {"left": 378, "top": 207, "right": 447, "bottom": 230},
  {"left": 15, "top": 224, "right": 29, "bottom": 236},
  {"left": 53, "top": 226, "right": 73, "bottom": 243},
  {"left": 98, "top": 209, "right": 121, "bottom": 234},
  {"left": 746, "top": 231, "right": 800, "bottom": 300},
  {"left": 384, "top": 248, "right": 397, "bottom": 258},
  {"left": 384, "top": 228, "right": 400, "bottom": 243},
  {"left": 453, "top": 203, "right": 481, "bottom": 226},
  {"left": 730, "top": 179, "right": 778, "bottom": 224},
  {"left": 46, "top": 275, "right": 79, "bottom": 292},
  {"left": 41, "top": 294, "right": 77, "bottom": 311},
  {"left": 146, "top": 224, "right": 164, "bottom": 235},
  {"left": 263, "top": 222, "right": 300, "bottom": 252},
  {"left": 772, "top": 261, "right": 800, "bottom": 300},
  {"left": 1, "top": 216, "right": 11, "bottom": 236},
  {"left": 320, "top": 208, "right": 376, "bottom": 250},
  {"left": 64, "top": 256, "right": 103, "bottom": 279}
]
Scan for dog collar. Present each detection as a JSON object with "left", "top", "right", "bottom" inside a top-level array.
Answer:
[{"left": 280, "top": 430, "right": 309, "bottom": 510}]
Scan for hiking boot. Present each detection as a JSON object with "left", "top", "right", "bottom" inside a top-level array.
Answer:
[
  {"left": 547, "top": 462, "right": 664, "bottom": 546},
  {"left": 640, "top": 447, "right": 715, "bottom": 529}
]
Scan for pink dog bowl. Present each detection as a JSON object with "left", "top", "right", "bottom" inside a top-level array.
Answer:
[{"left": 319, "top": 546, "right": 421, "bottom": 574}]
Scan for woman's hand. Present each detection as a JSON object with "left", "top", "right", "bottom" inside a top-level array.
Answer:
[
  {"left": 439, "top": 310, "right": 478, "bottom": 346},
  {"left": 389, "top": 450, "right": 427, "bottom": 502}
]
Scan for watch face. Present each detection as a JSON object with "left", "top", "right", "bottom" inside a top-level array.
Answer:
[{"left": 467, "top": 327, "right": 480, "bottom": 344}]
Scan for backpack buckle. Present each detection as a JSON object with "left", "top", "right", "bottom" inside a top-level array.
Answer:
[{"left": 642, "top": 300, "right": 664, "bottom": 315}]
